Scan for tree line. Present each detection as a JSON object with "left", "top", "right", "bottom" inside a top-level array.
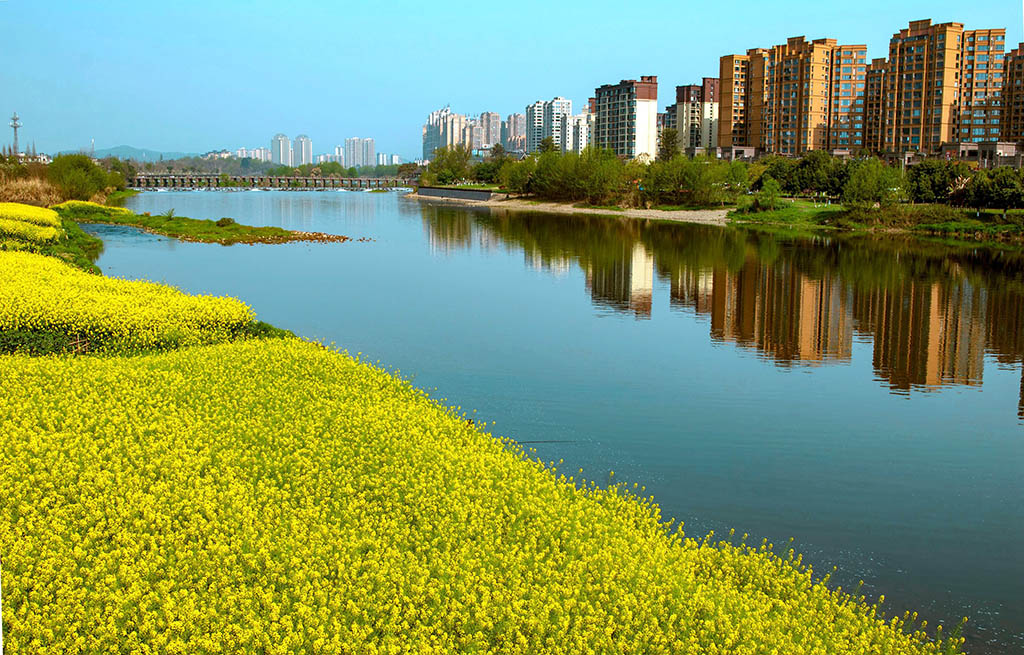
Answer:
[{"left": 423, "top": 141, "right": 1024, "bottom": 213}]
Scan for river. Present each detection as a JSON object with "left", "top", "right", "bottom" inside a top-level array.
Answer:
[{"left": 94, "top": 189, "right": 1023, "bottom": 653}]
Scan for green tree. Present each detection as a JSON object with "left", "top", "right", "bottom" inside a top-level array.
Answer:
[
  {"left": 538, "top": 137, "right": 557, "bottom": 154},
  {"left": 422, "top": 145, "right": 472, "bottom": 185},
  {"left": 842, "top": 157, "right": 902, "bottom": 209},
  {"left": 498, "top": 158, "right": 535, "bottom": 194},
  {"left": 47, "top": 154, "right": 112, "bottom": 200},
  {"left": 489, "top": 143, "right": 507, "bottom": 161},
  {"left": 793, "top": 150, "right": 834, "bottom": 196},
  {"left": 756, "top": 174, "right": 782, "bottom": 210},
  {"left": 657, "top": 128, "right": 679, "bottom": 161}
]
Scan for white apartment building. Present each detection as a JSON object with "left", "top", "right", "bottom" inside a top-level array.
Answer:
[
  {"left": 344, "top": 137, "right": 376, "bottom": 168},
  {"left": 525, "top": 97, "right": 572, "bottom": 152},
  {"left": 594, "top": 76, "right": 658, "bottom": 160},
  {"left": 271, "top": 133, "right": 291, "bottom": 165},
  {"left": 480, "top": 112, "right": 502, "bottom": 148},
  {"left": 559, "top": 112, "right": 594, "bottom": 154},
  {"left": 293, "top": 135, "right": 313, "bottom": 166},
  {"left": 674, "top": 79, "right": 720, "bottom": 150}
]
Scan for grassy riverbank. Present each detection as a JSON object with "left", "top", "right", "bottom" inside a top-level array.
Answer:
[
  {"left": 730, "top": 199, "right": 1024, "bottom": 243},
  {"left": 0, "top": 218, "right": 967, "bottom": 653},
  {"left": 52, "top": 200, "right": 352, "bottom": 245}
]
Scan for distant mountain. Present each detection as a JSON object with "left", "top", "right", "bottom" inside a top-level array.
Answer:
[{"left": 59, "top": 145, "right": 200, "bottom": 162}]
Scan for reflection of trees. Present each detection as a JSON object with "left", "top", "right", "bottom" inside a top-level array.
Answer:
[
  {"left": 417, "top": 204, "right": 1024, "bottom": 414},
  {"left": 420, "top": 206, "right": 474, "bottom": 255}
]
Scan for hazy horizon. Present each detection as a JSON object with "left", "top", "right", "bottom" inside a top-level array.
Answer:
[{"left": 4, "top": 0, "right": 1022, "bottom": 159}]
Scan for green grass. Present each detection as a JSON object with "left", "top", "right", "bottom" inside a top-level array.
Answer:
[
  {"left": 0, "top": 319, "right": 294, "bottom": 356},
  {"left": 434, "top": 183, "right": 503, "bottom": 191},
  {"left": 53, "top": 202, "right": 350, "bottom": 245},
  {"left": 105, "top": 189, "right": 140, "bottom": 206},
  {"left": 0, "top": 217, "right": 104, "bottom": 273},
  {"left": 573, "top": 202, "right": 626, "bottom": 211}
]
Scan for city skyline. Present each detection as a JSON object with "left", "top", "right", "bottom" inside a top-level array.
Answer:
[{"left": 2, "top": 1, "right": 1022, "bottom": 159}]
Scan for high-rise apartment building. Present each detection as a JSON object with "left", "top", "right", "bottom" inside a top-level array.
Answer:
[
  {"left": 501, "top": 113, "right": 526, "bottom": 151},
  {"left": 334, "top": 144, "right": 346, "bottom": 167},
  {"left": 558, "top": 112, "right": 594, "bottom": 154},
  {"left": 1003, "top": 44, "right": 1024, "bottom": 143},
  {"left": 827, "top": 45, "right": 869, "bottom": 151},
  {"left": 345, "top": 137, "right": 362, "bottom": 167},
  {"left": 480, "top": 112, "right": 502, "bottom": 148},
  {"left": 543, "top": 97, "right": 572, "bottom": 151},
  {"left": 719, "top": 54, "right": 758, "bottom": 147},
  {"left": 344, "top": 137, "right": 375, "bottom": 168},
  {"left": 362, "top": 138, "right": 375, "bottom": 168},
  {"left": 958, "top": 27, "right": 1005, "bottom": 145},
  {"left": 271, "top": 133, "right": 291, "bottom": 165},
  {"left": 293, "top": 135, "right": 313, "bottom": 166},
  {"left": 422, "top": 106, "right": 470, "bottom": 159},
  {"left": 594, "top": 76, "right": 659, "bottom": 159},
  {"left": 461, "top": 121, "right": 484, "bottom": 150},
  {"left": 525, "top": 98, "right": 572, "bottom": 152},
  {"left": 236, "top": 147, "right": 272, "bottom": 162},
  {"left": 525, "top": 101, "right": 545, "bottom": 152},
  {"left": 675, "top": 78, "right": 720, "bottom": 150},
  {"left": 863, "top": 58, "right": 888, "bottom": 151},
  {"left": 720, "top": 37, "right": 867, "bottom": 155},
  {"left": 881, "top": 20, "right": 1005, "bottom": 154}
]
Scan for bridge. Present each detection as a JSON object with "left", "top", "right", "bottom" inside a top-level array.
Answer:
[{"left": 129, "top": 175, "right": 410, "bottom": 190}]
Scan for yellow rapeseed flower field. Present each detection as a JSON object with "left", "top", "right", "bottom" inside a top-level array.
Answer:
[
  {"left": 0, "top": 251, "right": 255, "bottom": 351},
  {"left": 50, "top": 199, "right": 134, "bottom": 216},
  {"left": 0, "top": 338, "right": 964, "bottom": 654},
  {"left": 0, "top": 202, "right": 62, "bottom": 227},
  {"left": 0, "top": 217, "right": 61, "bottom": 244}
]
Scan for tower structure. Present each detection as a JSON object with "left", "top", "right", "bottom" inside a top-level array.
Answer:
[{"left": 10, "top": 112, "right": 21, "bottom": 157}]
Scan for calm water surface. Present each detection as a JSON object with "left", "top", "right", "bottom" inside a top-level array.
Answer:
[{"left": 98, "top": 190, "right": 1023, "bottom": 653}]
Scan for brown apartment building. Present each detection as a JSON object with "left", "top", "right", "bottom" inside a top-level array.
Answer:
[
  {"left": 881, "top": 20, "right": 1004, "bottom": 154},
  {"left": 863, "top": 58, "right": 888, "bottom": 150},
  {"left": 722, "top": 19, "right": 1007, "bottom": 156},
  {"left": 1003, "top": 44, "right": 1024, "bottom": 143},
  {"left": 719, "top": 37, "right": 866, "bottom": 155}
]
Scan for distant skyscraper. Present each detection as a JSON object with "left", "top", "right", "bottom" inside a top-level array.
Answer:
[
  {"left": 344, "top": 137, "right": 375, "bottom": 168},
  {"left": 389, "top": 154, "right": 401, "bottom": 165},
  {"left": 502, "top": 113, "right": 526, "bottom": 151},
  {"left": 293, "top": 135, "right": 313, "bottom": 166},
  {"left": 525, "top": 101, "right": 545, "bottom": 152},
  {"left": 543, "top": 98, "right": 572, "bottom": 151},
  {"left": 480, "top": 112, "right": 501, "bottom": 148},
  {"left": 525, "top": 98, "right": 572, "bottom": 152},
  {"left": 333, "top": 144, "right": 345, "bottom": 166},
  {"left": 271, "top": 133, "right": 291, "bottom": 165},
  {"left": 362, "top": 138, "right": 375, "bottom": 168}
]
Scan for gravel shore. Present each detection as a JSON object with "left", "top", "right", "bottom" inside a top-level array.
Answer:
[{"left": 406, "top": 192, "right": 731, "bottom": 226}]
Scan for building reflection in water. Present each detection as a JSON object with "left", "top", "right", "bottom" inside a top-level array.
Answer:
[
  {"left": 418, "top": 205, "right": 1024, "bottom": 416},
  {"left": 586, "top": 242, "right": 654, "bottom": 318}
]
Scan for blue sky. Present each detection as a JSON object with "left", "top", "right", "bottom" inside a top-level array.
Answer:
[{"left": 2, "top": 0, "right": 1021, "bottom": 159}]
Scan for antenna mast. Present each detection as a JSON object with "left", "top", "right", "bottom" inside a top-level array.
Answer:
[{"left": 9, "top": 112, "right": 21, "bottom": 158}]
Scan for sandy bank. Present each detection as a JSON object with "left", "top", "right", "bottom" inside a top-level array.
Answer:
[{"left": 405, "top": 192, "right": 730, "bottom": 226}]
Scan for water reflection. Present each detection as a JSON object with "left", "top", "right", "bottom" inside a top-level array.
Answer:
[{"left": 419, "top": 205, "right": 1024, "bottom": 417}]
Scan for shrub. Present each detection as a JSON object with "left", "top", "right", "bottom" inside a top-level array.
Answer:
[
  {"left": 47, "top": 154, "right": 111, "bottom": 201},
  {"left": 216, "top": 216, "right": 236, "bottom": 227}
]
